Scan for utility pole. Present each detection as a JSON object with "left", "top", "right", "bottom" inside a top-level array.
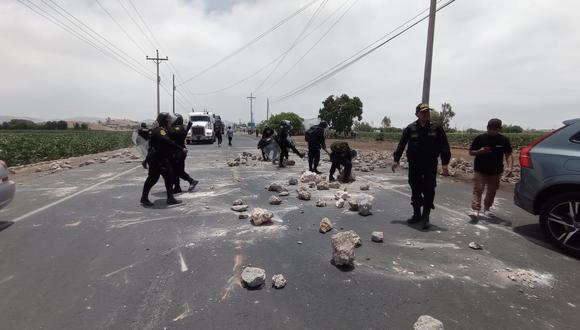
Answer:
[
  {"left": 146, "top": 49, "right": 168, "bottom": 115},
  {"left": 247, "top": 93, "right": 256, "bottom": 126},
  {"left": 266, "top": 97, "right": 270, "bottom": 120},
  {"left": 172, "top": 74, "right": 175, "bottom": 114},
  {"left": 421, "top": 0, "right": 437, "bottom": 104}
]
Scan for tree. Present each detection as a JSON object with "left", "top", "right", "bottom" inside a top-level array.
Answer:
[
  {"left": 353, "top": 121, "right": 373, "bottom": 132},
  {"left": 431, "top": 102, "right": 455, "bottom": 131},
  {"left": 503, "top": 124, "right": 523, "bottom": 133},
  {"left": 318, "top": 94, "right": 363, "bottom": 136},
  {"left": 381, "top": 116, "right": 391, "bottom": 129},
  {"left": 264, "top": 112, "right": 305, "bottom": 135},
  {"left": 56, "top": 120, "right": 68, "bottom": 130},
  {"left": 80, "top": 123, "right": 89, "bottom": 130},
  {"left": 73, "top": 122, "right": 81, "bottom": 130}
]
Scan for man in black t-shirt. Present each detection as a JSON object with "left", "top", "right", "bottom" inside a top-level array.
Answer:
[{"left": 468, "top": 118, "right": 514, "bottom": 220}]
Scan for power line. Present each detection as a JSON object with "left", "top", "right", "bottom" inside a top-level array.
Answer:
[
  {"left": 17, "top": 0, "right": 155, "bottom": 81},
  {"left": 272, "top": 0, "right": 457, "bottom": 104},
  {"left": 264, "top": 0, "right": 359, "bottom": 94},
  {"left": 95, "top": 0, "right": 148, "bottom": 55},
  {"left": 253, "top": 0, "right": 329, "bottom": 94},
  {"left": 116, "top": 0, "right": 157, "bottom": 50},
  {"left": 126, "top": 0, "right": 163, "bottom": 51},
  {"left": 178, "top": 0, "right": 322, "bottom": 86}
]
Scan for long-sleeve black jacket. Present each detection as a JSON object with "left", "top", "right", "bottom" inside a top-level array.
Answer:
[
  {"left": 169, "top": 122, "right": 192, "bottom": 147},
  {"left": 393, "top": 121, "right": 451, "bottom": 166},
  {"left": 150, "top": 127, "right": 184, "bottom": 160}
]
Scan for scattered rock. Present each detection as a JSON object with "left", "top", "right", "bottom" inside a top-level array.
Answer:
[
  {"left": 335, "top": 199, "right": 345, "bottom": 208},
  {"left": 348, "top": 200, "right": 360, "bottom": 211},
  {"left": 358, "top": 199, "right": 373, "bottom": 216},
  {"left": 371, "top": 231, "right": 383, "bottom": 243},
  {"left": 316, "top": 181, "right": 329, "bottom": 190},
  {"left": 316, "top": 199, "right": 327, "bottom": 207},
  {"left": 413, "top": 315, "right": 444, "bottom": 330},
  {"left": 269, "top": 196, "right": 282, "bottom": 205},
  {"left": 84, "top": 160, "right": 95, "bottom": 166},
  {"left": 233, "top": 199, "right": 244, "bottom": 206},
  {"left": 241, "top": 267, "right": 266, "bottom": 289},
  {"left": 227, "top": 160, "right": 239, "bottom": 167},
  {"left": 319, "top": 218, "right": 333, "bottom": 233},
  {"left": 308, "top": 182, "right": 316, "bottom": 188},
  {"left": 238, "top": 213, "right": 249, "bottom": 219},
  {"left": 300, "top": 171, "right": 318, "bottom": 183},
  {"left": 329, "top": 182, "right": 341, "bottom": 189},
  {"left": 297, "top": 190, "right": 311, "bottom": 201},
  {"left": 231, "top": 205, "right": 248, "bottom": 212},
  {"left": 251, "top": 208, "right": 274, "bottom": 226},
  {"left": 331, "top": 230, "right": 361, "bottom": 267},
  {"left": 334, "top": 191, "right": 350, "bottom": 200},
  {"left": 267, "top": 183, "right": 285, "bottom": 192},
  {"left": 360, "top": 184, "right": 370, "bottom": 191},
  {"left": 272, "top": 274, "right": 287, "bottom": 289},
  {"left": 468, "top": 242, "right": 483, "bottom": 250},
  {"left": 279, "top": 191, "right": 290, "bottom": 197},
  {"left": 288, "top": 177, "right": 299, "bottom": 185},
  {"left": 98, "top": 157, "right": 109, "bottom": 163}
]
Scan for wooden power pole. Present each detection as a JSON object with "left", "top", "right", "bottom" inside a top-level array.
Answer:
[{"left": 146, "top": 49, "right": 168, "bottom": 115}]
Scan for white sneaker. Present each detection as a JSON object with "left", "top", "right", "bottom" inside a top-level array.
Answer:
[
  {"left": 483, "top": 210, "right": 495, "bottom": 218},
  {"left": 468, "top": 210, "right": 479, "bottom": 218}
]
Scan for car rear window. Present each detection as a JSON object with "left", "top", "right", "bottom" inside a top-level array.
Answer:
[{"left": 571, "top": 131, "right": 580, "bottom": 144}]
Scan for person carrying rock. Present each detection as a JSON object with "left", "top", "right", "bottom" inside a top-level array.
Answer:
[
  {"left": 329, "top": 141, "right": 356, "bottom": 183},
  {"left": 169, "top": 114, "right": 198, "bottom": 194},
  {"left": 276, "top": 120, "right": 304, "bottom": 168},
  {"left": 467, "top": 118, "right": 513, "bottom": 220},
  {"left": 392, "top": 103, "right": 451, "bottom": 229},
  {"left": 140, "top": 112, "right": 187, "bottom": 207},
  {"left": 214, "top": 116, "right": 225, "bottom": 147},
  {"left": 226, "top": 126, "right": 234, "bottom": 146},
  {"left": 305, "top": 121, "right": 329, "bottom": 174}
]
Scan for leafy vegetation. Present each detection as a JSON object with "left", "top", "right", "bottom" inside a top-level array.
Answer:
[
  {"left": 319, "top": 94, "right": 363, "bottom": 136},
  {"left": 257, "top": 112, "right": 305, "bottom": 135},
  {"left": 0, "top": 131, "right": 132, "bottom": 166}
]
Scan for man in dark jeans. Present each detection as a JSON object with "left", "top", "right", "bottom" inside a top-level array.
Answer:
[
  {"left": 306, "top": 121, "right": 328, "bottom": 174},
  {"left": 329, "top": 141, "right": 356, "bottom": 183},
  {"left": 393, "top": 103, "right": 451, "bottom": 230},
  {"left": 468, "top": 118, "right": 514, "bottom": 220}
]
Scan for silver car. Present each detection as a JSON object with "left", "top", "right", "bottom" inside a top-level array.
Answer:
[
  {"left": 0, "top": 160, "right": 16, "bottom": 209},
  {"left": 514, "top": 118, "right": 580, "bottom": 255}
]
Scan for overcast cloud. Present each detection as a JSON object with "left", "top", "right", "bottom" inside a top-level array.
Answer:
[{"left": 1, "top": 0, "right": 578, "bottom": 129}]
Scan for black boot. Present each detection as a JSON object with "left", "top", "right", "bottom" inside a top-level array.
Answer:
[
  {"left": 173, "top": 186, "right": 183, "bottom": 194},
  {"left": 188, "top": 179, "right": 199, "bottom": 192},
  {"left": 421, "top": 207, "right": 431, "bottom": 230},
  {"left": 166, "top": 194, "right": 182, "bottom": 205},
  {"left": 140, "top": 196, "right": 153, "bottom": 207},
  {"left": 407, "top": 205, "right": 422, "bottom": 224}
]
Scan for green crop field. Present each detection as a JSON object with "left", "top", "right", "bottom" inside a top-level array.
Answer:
[
  {"left": 0, "top": 130, "right": 133, "bottom": 166},
  {"left": 357, "top": 132, "right": 544, "bottom": 149}
]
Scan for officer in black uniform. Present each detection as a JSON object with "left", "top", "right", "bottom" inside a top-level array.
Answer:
[
  {"left": 137, "top": 122, "right": 151, "bottom": 169},
  {"left": 276, "top": 120, "right": 304, "bottom": 168},
  {"left": 392, "top": 103, "right": 451, "bottom": 229},
  {"left": 329, "top": 143, "right": 356, "bottom": 183},
  {"left": 306, "top": 121, "right": 328, "bottom": 174},
  {"left": 140, "top": 112, "right": 187, "bottom": 207},
  {"left": 169, "top": 114, "right": 198, "bottom": 193}
]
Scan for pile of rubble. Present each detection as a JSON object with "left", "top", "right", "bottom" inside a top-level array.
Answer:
[
  {"left": 351, "top": 150, "right": 391, "bottom": 173},
  {"left": 240, "top": 266, "right": 287, "bottom": 289}
]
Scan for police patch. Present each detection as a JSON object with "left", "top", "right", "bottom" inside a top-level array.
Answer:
[{"left": 160, "top": 129, "right": 166, "bottom": 136}]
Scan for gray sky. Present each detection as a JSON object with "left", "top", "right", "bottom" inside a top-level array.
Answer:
[{"left": 1, "top": 0, "right": 578, "bottom": 129}]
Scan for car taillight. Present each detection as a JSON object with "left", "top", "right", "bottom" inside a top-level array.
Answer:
[{"left": 520, "top": 127, "right": 564, "bottom": 169}]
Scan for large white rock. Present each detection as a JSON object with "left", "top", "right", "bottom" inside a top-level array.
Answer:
[
  {"left": 297, "top": 190, "right": 311, "bottom": 201},
  {"left": 251, "top": 208, "right": 274, "bottom": 226},
  {"left": 413, "top": 315, "right": 445, "bottom": 330},
  {"left": 241, "top": 267, "right": 266, "bottom": 288},
  {"left": 371, "top": 231, "right": 383, "bottom": 242},
  {"left": 335, "top": 199, "right": 345, "bottom": 208},
  {"left": 316, "top": 181, "right": 330, "bottom": 190},
  {"left": 331, "top": 230, "right": 362, "bottom": 267},
  {"left": 358, "top": 199, "right": 373, "bottom": 216},
  {"left": 319, "top": 218, "right": 333, "bottom": 233},
  {"left": 300, "top": 171, "right": 318, "bottom": 183}
]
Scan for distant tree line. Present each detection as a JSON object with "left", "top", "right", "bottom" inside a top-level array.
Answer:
[{"left": 0, "top": 119, "right": 88, "bottom": 130}]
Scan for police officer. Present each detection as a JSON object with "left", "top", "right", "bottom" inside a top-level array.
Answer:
[
  {"left": 140, "top": 112, "right": 187, "bottom": 207},
  {"left": 392, "top": 103, "right": 451, "bottom": 229},
  {"left": 169, "top": 114, "right": 198, "bottom": 193},
  {"left": 214, "top": 116, "right": 224, "bottom": 147},
  {"left": 257, "top": 126, "right": 275, "bottom": 160},
  {"left": 306, "top": 121, "right": 329, "bottom": 174},
  {"left": 329, "top": 141, "right": 356, "bottom": 183},
  {"left": 276, "top": 120, "right": 304, "bottom": 168}
]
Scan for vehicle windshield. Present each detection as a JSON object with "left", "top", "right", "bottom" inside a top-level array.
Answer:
[{"left": 190, "top": 116, "right": 210, "bottom": 122}]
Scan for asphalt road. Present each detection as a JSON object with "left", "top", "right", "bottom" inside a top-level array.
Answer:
[{"left": 1, "top": 134, "right": 579, "bottom": 330}]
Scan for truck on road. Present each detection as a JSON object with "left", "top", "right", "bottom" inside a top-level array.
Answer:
[{"left": 186, "top": 111, "right": 216, "bottom": 144}]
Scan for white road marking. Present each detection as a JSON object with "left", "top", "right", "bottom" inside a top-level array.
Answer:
[
  {"left": 11, "top": 166, "right": 140, "bottom": 223},
  {"left": 178, "top": 251, "right": 188, "bottom": 272}
]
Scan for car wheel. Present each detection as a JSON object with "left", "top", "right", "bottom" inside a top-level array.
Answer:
[{"left": 539, "top": 192, "right": 580, "bottom": 256}]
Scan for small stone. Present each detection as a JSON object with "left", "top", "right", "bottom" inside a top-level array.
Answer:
[
  {"left": 267, "top": 183, "right": 284, "bottom": 192},
  {"left": 251, "top": 208, "right": 274, "bottom": 226},
  {"left": 300, "top": 171, "right": 318, "bottom": 183},
  {"left": 238, "top": 213, "right": 249, "bottom": 219},
  {"left": 269, "top": 196, "right": 282, "bottom": 205},
  {"left": 272, "top": 274, "right": 287, "bottom": 289},
  {"left": 468, "top": 242, "right": 483, "bottom": 250},
  {"left": 233, "top": 199, "right": 244, "bottom": 206},
  {"left": 297, "top": 190, "right": 311, "bottom": 201},
  {"left": 319, "top": 218, "right": 333, "bottom": 233},
  {"left": 231, "top": 205, "right": 248, "bottom": 212},
  {"left": 335, "top": 191, "right": 350, "bottom": 200},
  {"left": 360, "top": 184, "right": 370, "bottom": 191},
  {"left": 316, "top": 199, "right": 327, "bottom": 207},
  {"left": 358, "top": 199, "right": 372, "bottom": 216},
  {"left": 241, "top": 267, "right": 266, "bottom": 289},
  {"left": 413, "top": 315, "right": 444, "bottom": 330},
  {"left": 288, "top": 177, "right": 299, "bottom": 185},
  {"left": 308, "top": 182, "right": 316, "bottom": 188},
  {"left": 335, "top": 199, "right": 345, "bottom": 208},
  {"left": 371, "top": 231, "right": 383, "bottom": 243},
  {"left": 348, "top": 200, "right": 360, "bottom": 211},
  {"left": 297, "top": 241, "right": 303, "bottom": 245},
  {"left": 316, "top": 181, "right": 329, "bottom": 190},
  {"left": 279, "top": 191, "right": 290, "bottom": 197},
  {"left": 331, "top": 230, "right": 361, "bottom": 267},
  {"left": 329, "top": 182, "right": 341, "bottom": 189}
]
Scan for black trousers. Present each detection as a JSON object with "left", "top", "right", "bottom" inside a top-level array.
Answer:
[
  {"left": 408, "top": 162, "right": 438, "bottom": 210},
  {"left": 228, "top": 136, "right": 232, "bottom": 145},
  {"left": 308, "top": 146, "right": 320, "bottom": 171},
  {"left": 329, "top": 153, "right": 352, "bottom": 181},
  {"left": 142, "top": 158, "right": 174, "bottom": 199},
  {"left": 172, "top": 154, "right": 193, "bottom": 189},
  {"left": 279, "top": 144, "right": 289, "bottom": 165},
  {"left": 216, "top": 133, "right": 223, "bottom": 145}
]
